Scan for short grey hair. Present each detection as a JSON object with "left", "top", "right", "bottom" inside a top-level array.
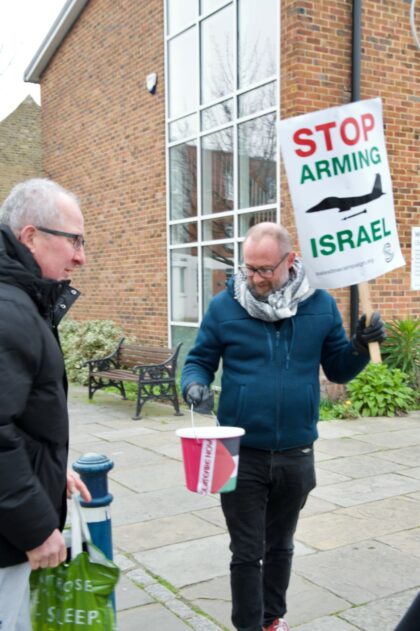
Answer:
[
  {"left": 245, "top": 222, "right": 292, "bottom": 252},
  {"left": 0, "top": 178, "right": 79, "bottom": 236}
]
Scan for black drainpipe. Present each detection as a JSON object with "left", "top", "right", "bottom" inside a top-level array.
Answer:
[{"left": 350, "top": 0, "right": 362, "bottom": 335}]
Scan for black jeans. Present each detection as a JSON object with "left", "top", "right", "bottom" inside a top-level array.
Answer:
[{"left": 220, "top": 445, "right": 316, "bottom": 631}]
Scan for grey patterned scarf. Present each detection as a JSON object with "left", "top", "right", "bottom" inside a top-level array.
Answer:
[{"left": 234, "top": 257, "right": 315, "bottom": 321}]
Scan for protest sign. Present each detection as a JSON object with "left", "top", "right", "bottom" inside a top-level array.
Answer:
[{"left": 278, "top": 98, "right": 405, "bottom": 291}]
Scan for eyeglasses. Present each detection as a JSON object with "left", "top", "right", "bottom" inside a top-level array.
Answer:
[
  {"left": 36, "top": 226, "right": 85, "bottom": 250},
  {"left": 239, "top": 251, "right": 290, "bottom": 279}
]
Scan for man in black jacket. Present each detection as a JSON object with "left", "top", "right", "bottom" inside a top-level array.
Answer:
[{"left": 0, "top": 178, "right": 91, "bottom": 631}]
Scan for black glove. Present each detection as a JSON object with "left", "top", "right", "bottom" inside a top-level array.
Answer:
[
  {"left": 184, "top": 383, "right": 214, "bottom": 414},
  {"left": 352, "top": 311, "right": 386, "bottom": 355}
]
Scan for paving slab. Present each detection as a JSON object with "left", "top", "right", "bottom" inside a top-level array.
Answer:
[
  {"left": 372, "top": 444, "right": 420, "bottom": 467},
  {"left": 117, "top": 602, "right": 192, "bottom": 629},
  {"left": 114, "top": 513, "right": 225, "bottom": 553},
  {"left": 192, "top": 506, "right": 226, "bottom": 529},
  {"left": 294, "top": 616, "right": 362, "bottom": 630},
  {"left": 110, "top": 459, "right": 185, "bottom": 492},
  {"left": 355, "top": 427, "right": 420, "bottom": 449},
  {"left": 116, "top": 575, "right": 154, "bottom": 610},
  {"left": 71, "top": 439, "right": 165, "bottom": 468},
  {"left": 297, "top": 509, "right": 386, "bottom": 551},
  {"left": 300, "top": 494, "right": 340, "bottom": 517},
  {"left": 317, "top": 422, "right": 361, "bottom": 439},
  {"left": 315, "top": 437, "right": 380, "bottom": 458},
  {"left": 181, "top": 576, "right": 234, "bottom": 631},
  {"left": 399, "top": 465, "right": 420, "bottom": 480},
  {"left": 297, "top": 495, "right": 420, "bottom": 550},
  {"left": 111, "top": 486, "right": 219, "bottom": 526},
  {"left": 109, "top": 478, "right": 138, "bottom": 497},
  {"left": 311, "top": 472, "right": 420, "bottom": 507},
  {"left": 321, "top": 415, "right": 420, "bottom": 435},
  {"left": 134, "top": 533, "right": 231, "bottom": 588},
  {"left": 315, "top": 468, "right": 351, "bottom": 486},
  {"left": 315, "top": 453, "right": 407, "bottom": 479},
  {"left": 294, "top": 540, "right": 420, "bottom": 604},
  {"left": 339, "top": 588, "right": 420, "bottom": 631},
  {"left": 376, "top": 527, "right": 420, "bottom": 559},
  {"left": 339, "top": 494, "right": 420, "bottom": 528},
  {"left": 69, "top": 424, "right": 110, "bottom": 443},
  {"left": 286, "top": 573, "right": 351, "bottom": 627},
  {"left": 90, "top": 426, "right": 159, "bottom": 441},
  {"left": 125, "top": 429, "right": 180, "bottom": 448}
]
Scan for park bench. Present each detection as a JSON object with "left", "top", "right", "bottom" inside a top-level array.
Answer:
[{"left": 86, "top": 338, "right": 183, "bottom": 420}]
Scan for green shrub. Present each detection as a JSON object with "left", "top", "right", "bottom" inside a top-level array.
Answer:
[
  {"left": 347, "top": 363, "right": 416, "bottom": 417},
  {"left": 381, "top": 318, "right": 419, "bottom": 388},
  {"left": 59, "top": 319, "right": 124, "bottom": 385},
  {"left": 319, "top": 397, "right": 359, "bottom": 421}
]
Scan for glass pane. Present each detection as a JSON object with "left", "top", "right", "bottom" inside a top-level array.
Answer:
[
  {"left": 201, "top": 99, "right": 233, "bottom": 131},
  {"left": 202, "top": 243, "right": 234, "bottom": 311},
  {"left": 169, "top": 114, "right": 197, "bottom": 142},
  {"left": 170, "top": 222, "right": 198, "bottom": 245},
  {"left": 203, "top": 216, "right": 234, "bottom": 241},
  {"left": 171, "top": 248, "right": 199, "bottom": 322},
  {"left": 238, "top": 208, "right": 277, "bottom": 237},
  {"left": 238, "top": 0, "right": 277, "bottom": 88},
  {"left": 202, "top": 128, "right": 234, "bottom": 214},
  {"left": 169, "top": 142, "right": 197, "bottom": 220},
  {"left": 201, "top": 0, "right": 229, "bottom": 14},
  {"left": 238, "top": 113, "right": 276, "bottom": 209},
  {"left": 171, "top": 325, "right": 200, "bottom": 371},
  {"left": 238, "top": 82, "right": 276, "bottom": 118},
  {"left": 167, "top": 0, "right": 196, "bottom": 35},
  {"left": 201, "top": 5, "right": 234, "bottom": 105},
  {"left": 168, "top": 28, "right": 197, "bottom": 119}
]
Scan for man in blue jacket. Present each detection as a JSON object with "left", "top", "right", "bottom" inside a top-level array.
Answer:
[{"left": 182, "top": 222, "right": 386, "bottom": 631}]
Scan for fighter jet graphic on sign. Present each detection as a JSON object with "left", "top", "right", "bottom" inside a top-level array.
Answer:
[{"left": 305, "top": 173, "right": 385, "bottom": 220}]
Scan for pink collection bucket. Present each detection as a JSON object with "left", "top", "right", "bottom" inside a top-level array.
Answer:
[{"left": 176, "top": 426, "right": 245, "bottom": 495}]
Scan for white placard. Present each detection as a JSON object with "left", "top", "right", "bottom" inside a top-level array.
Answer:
[
  {"left": 411, "top": 227, "right": 420, "bottom": 290},
  {"left": 278, "top": 98, "right": 405, "bottom": 289}
]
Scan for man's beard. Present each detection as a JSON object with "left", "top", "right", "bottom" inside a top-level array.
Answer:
[
  {"left": 248, "top": 282, "right": 275, "bottom": 301},
  {"left": 248, "top": 276, "right": 287, "bottom": 301}
]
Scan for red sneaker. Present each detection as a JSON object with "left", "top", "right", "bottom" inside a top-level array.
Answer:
[{"left": 263, "top": 619, "right": 290, "bottom": 631}]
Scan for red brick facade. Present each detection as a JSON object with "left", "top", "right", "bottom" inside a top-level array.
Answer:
[
  {"left": 38, "top": 0, "right": 419, "bottom": 343},
  {"left": 0, "top": 97, "right": 42, "bottom": 204},
  {"left": 41, "top": 0, "right": 167, "bottom": 343}
]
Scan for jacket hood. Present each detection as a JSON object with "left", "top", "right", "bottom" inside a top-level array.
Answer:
[{"left": 0, "top": 224, "right": 80, "bottom": 324}]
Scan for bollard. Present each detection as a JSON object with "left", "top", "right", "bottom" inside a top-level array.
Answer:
[
  {"left": 72, "top": 452, "right": 117, "bottom": 614},
  {"left": 72, "top": 452, "right": 114, "bottom": 559}
]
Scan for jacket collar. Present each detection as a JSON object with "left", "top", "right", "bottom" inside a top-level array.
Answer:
[{"left": 0, "top": 225, "right": 80, "bottom": 323}]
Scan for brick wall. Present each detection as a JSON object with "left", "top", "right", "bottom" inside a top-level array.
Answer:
[
  {"left": 281, "top": 0, "right": 420, "bottom": 331},
  {"left": 39, "top": 0, "right": 419, "bottom": 344},
  {"left": 0, "top": 96, "right": 42, "bottom": 204},
  {"left": 41, "top": 0, "right": 167, "bottom": 343}
]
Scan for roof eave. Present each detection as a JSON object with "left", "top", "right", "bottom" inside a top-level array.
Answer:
[{"left": 24, "top": 0, "right": 89, "bottom": 84}]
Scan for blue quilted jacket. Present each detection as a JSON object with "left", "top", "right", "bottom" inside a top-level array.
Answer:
[{"left": 182, "top": 277, "right": 369, "bottom": 451}]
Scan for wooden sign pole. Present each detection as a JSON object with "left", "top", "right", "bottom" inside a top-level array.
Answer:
[{"left": 357, "top": 281, "right": 382, "bottom": 363}]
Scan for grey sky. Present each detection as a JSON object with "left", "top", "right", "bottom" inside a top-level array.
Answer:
[{"left": 0, "top": 0, "right": 66, "bottom": 120}]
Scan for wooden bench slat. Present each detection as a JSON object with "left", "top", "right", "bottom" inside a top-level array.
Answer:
[{"left": 94, "top": 370, "right": 139, "bottom": 381}]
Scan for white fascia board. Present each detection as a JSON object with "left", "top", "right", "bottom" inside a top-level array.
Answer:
[{"left": 24, "top": 0, "right": 89, "bottom": 84}]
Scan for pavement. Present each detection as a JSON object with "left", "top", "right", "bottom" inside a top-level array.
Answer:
[{"left": 68, "top": 384, "right": 420, "bottom": 631}]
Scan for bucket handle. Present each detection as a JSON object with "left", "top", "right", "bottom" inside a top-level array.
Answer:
[{"left": 190, "top": 404, "right": 220, "bottom": 441}]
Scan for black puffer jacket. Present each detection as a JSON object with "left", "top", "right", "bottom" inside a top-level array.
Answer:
[{"left": 0, "top": 225, "right": 80, "bottom": 567}]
